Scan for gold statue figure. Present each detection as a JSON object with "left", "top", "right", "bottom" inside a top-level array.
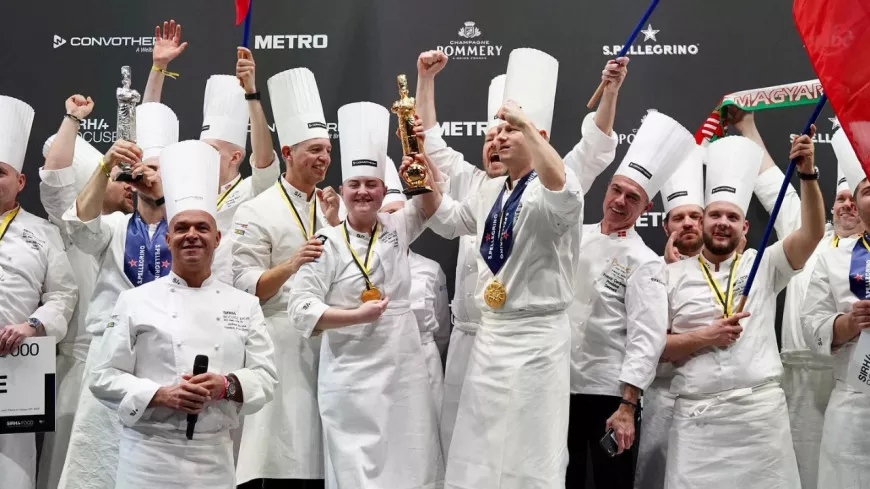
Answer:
[{"left": 392, "top": 74, "right": 432, "bottom": 196}]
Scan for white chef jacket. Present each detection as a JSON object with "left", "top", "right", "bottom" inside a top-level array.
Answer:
[
  {"left": 570, "top": 224, "right": 667, "bottom": 396},
  {"left": 422, "top": 112, "right": 617, "bottom": 329},
  {"left": 409, "top": 250, "right": 450, "bottom": 353},
  {"left": 667, "top": 243, "right": 798, "bottom": 396},
  {"left": 427, "top": 168, "right": 584, "bottom": 317},
  {"left": 90, "top": 272, "right": 277, "bottom": 433},
  {"left": 211, "top": 152, "right": 280, "bottom": 286}
]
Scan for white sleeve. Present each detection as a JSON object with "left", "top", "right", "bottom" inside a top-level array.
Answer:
[
  {"left": 533, "top": 168, "right": 584, "bottom": 237},
  {"left": 754, "top": 166, "right": 801, "bottom": 238},
  {"left": 249, "top": 151, "right": 281, "bottom": 197},
  {"left": 231, "top": 301, "right": 278, "bottom": 416},
  {"left": 427, "top": 193, "right": 478, "bottom": 239},
  {"left": 801, "top": 252, "right": 842, "bottom": 356},
  {"left": 38, "top": 166, "right": 79, "bottom": 227},
  {"left": 762, "top": 241, "right": 802, "bottom": 294},
  {"left": 61, "top": 203, "right": 114, "bottom": 256},
  {"left": 30, "top": 227, "right": 77, "bottom": 341},
  {"left": 620, "top": 259, "right": 668, "bottom": 390},
  {"left": 396, "top": 197, "right": 429, "bottom": 244},
  {"left": 433, "top": 266, "right": 451, "bottom": 357},
  {"left": 561, "top": 112, "right": 619, "bottom": 195},
  {"left": 286, "top": 233, "right": 339, "bottom": 338},
  {"left": 90, "top": 293, "right": 162, "bottom": 427},
  {"left": 423, "top": 125, "right": 485, "bottom": 201},
  {"left": 231, "top": 202, "right": 272, "bottom": 298}
]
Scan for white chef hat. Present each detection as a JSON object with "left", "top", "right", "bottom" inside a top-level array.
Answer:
[
  {"left": 159, "top": 140, "right": 220, "bottom": 222},
  {"left": 661, "top": 145, "right": 705, "bottom": 214},
  {"left": 268, "top": 68, "right": 328, "bottom": 148},
  {"left": 136, "top": 103, "right": 179, "bottom": 161},
  {"left": 487, "top": 74, "right": 506, "bottom": 131},
  {"left": 614, "top": 110, "right": 696, "bottom": 200},
  {"left": 42, "top": 134, "right": 103, "bottom": 192},
  {"left": 0, "top": 95, "right": 35, "bottom": 173},
  {"left": 832, "top": 128, "right": 865, "bottom": 192},
  {"left": 338, "top": 102, "right": 389, "bottom": 183},
  {"left": 382, "top": 156, "right": 407, "bottom": 206},
  {"left": 503, "top": 48, "right": 558, "bottom": 137},
  {"left": 200, "top": 75, "right": 249, "bottom": 148},
  {"left": 704, "top": 136, "right": 764, "bottom": 214}
]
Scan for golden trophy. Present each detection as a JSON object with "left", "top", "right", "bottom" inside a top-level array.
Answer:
[{"left": 391, "top": 74, "right": 432, "bottom": 196}]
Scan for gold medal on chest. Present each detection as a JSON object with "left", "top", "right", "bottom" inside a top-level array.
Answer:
[
  {"left": 360, "top": 286, "right": 382, "bottom": 303},
  {"left": 484, "top": 280, "right": 507, "bottom": 309}
]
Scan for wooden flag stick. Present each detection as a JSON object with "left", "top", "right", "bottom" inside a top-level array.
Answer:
[
  {"left": 734, "top": 94, "right": 828, "bottom": 313},
  {"left": 587, "top": 0, "right": 661, "bottom": 109}
]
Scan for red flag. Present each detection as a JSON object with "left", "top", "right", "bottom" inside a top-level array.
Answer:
[
  {"left": 235, "top": 0, "right": 251, "bottom": 26},
  {"left": 794, "top": 0, "right": 870, "bottom": 175}
]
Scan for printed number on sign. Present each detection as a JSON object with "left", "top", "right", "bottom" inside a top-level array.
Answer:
[{"left": 0, "top": 343, "right": 40, "bottom": 358}]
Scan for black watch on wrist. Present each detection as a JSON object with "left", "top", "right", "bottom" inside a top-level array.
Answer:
[
  {"left": 244, "top": 91, "right": 261, "bottom": 100},
  {"left": 797, "top": 167, "right": 819, "bottom": 180},
  {"left": 154, "top": 196, "right": 166, "bottom": 206}
]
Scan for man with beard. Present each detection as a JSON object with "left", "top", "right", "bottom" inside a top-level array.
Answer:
[
  {"left": 662, "top": 131, "right": 825, "bottom": 489},
  {"left": 91, "top": 140, "right": 277, "bottom": 489},
  {"left": 233, "top": 67, "right": 340, "bottom": 489},
  {"left": 0, "top": 94, "right": 78, "bottom": 489},
  {"left": 413, "top": 49, "right": 627, "bottom": 458},
  {"left": 569, "top": 109, "right": 696, "bottom": 488},
  {"left": 801, "top": 127, "right": 870, "bottom": 489},
  {"left": 37, "top": 94, "right": 135, "bottom": 489}
]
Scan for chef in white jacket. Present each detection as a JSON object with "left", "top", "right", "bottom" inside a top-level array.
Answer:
[
  {"left": 633, "top": 147, "right": 705, "bottom": 489},
  {"left": 801, "top": 128, "right": 870, "bottom": 489},
  {"left": 234, "top": 67, "right": 340, "bottom": 489},
  {"left": 663, "top": 132, "right": 825, "bottom": 489},
  {"left": 37, "top": 95, "right": 135, "bottom": 489},
  {"left": 424, "top": 48, "right": 581, "bottom": 489},
  {"left": 201, "top": 48, "right": 281, "bottom": 285},
  {"left": 0, "top": 94, "right": 78, "bottom": 489},
  {"left": 90, "top": 140, "right": 277, "bottom": 489},
  {"left": 287, "top": 101, "right": 443, "bottom": 489},
  {"left": 58, "top": 103, "right": 180, "bottom": 489},
  {"left": 569, "top": 110, "right": 695, "bottom": 488},
  {"left": 413, "top": 49, "right": 625, "bottom": 457}
]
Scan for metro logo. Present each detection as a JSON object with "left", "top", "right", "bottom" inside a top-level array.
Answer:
[
  {"left": 254, "top": 35, "right": 328, "bottom": 50},
  {"left": 438, "top": 121, "right": 488, "bottom": 137}
]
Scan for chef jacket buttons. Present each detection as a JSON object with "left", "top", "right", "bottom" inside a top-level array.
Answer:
[
  {"left": 214, "top": 345, "right": 220, "bottom": 351},
  {"left": 171, "top": 313, "right": 177, "bottom": 319}
]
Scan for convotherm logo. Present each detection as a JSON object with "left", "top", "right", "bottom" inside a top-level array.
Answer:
[
  {"left": 437, "top": 21, "right": 503, "bottom": 61},
  {"left": 52, "top": 34, "right": 154, "bottom": 53},
  {"left": 254, "top": 34, "right": 328, "bottom": 50},
  {"left": 603, "top": 24, "right": 699, "bottom": 57}
]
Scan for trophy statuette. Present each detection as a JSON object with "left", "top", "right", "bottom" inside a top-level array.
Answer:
[
  {"left": 391, "top": 74, "right": 432, "bottom": 196},
  {"left": 115, "top": 66, "right": 141, "bottom": 182}
]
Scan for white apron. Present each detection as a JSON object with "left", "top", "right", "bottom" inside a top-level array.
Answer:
[
  {"left": 236, "top": 311, "right": 323, "bottom": 482},
  {"left": 0, "top": 433, "right": 35, "bottom": 489},
  {"left": 665, "top": 382, "right": 800, "bottom": 489},
  {"left": 445, "top": 310, "right": 570, "bottom": 489},
  {"left": 319, "top": 301, "right": 444, "bottom": 489},
  {"left": 440, "top": 321, "right": 477, "bottom": 460},
  {"left": 422, "top": 333, "right": 445, "bottom": 424},
  {"left": 115, "top": 428, "right": 234, "bottom": 489},
  {"left": 817, "top": 380, "right": 870, "bottom": 489},
  {"left": 635, "top": 376, "right": 677, "bottom": 489}
]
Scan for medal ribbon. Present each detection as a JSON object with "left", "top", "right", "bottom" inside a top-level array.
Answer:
[
  {"left": 849, "top": 234, "right": 870, "bottom": 299},
  {"left": 123, "top": 212, "right": 171, "bottom": 286},
  {"left": 276, "top": 180, "right": 317, "bottom": 239},
  {"left": 699, "top": 254, "right": 742, "bottom": 318},
  {"left": 341, "top": 220, "right": 380, "bottom": 290},
  {"left": 0, "top": 206, "right": 20, "bottom": 243},
  {"left": 479, "top": 170, "right": 537, "bottom": 276},
  {"left": 217, "top": 175, "right": 243, "bottom": 210}
]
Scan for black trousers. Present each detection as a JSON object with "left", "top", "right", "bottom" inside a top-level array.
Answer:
[
  {"left": 566, "top": 393, "right": 639, "bottom": 489},
  {"left": 237, "top": 479, "right": 325, "bottom": 489}
]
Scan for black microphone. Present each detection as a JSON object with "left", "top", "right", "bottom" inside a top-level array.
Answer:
[{"left": 186, "top": 354, "right": 209, "bottom": 440}]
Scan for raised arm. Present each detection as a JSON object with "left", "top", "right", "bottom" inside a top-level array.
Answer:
[
  {"left": 237, "top": 47, "right": 280, "bottom": 183},
  {"left": 142, "top": 20, "right": 188, "bottom": 104},
  {"left": 781, "top": 126, "right": 826, "bottom": 270},
  {"left": 41, "top": 95, "right": 95, "bottom": 221}
]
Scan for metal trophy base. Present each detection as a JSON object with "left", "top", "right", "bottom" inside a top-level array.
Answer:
[
  {"left": 403, "top": 185, "right": 433, "bottom": 196},
  {"left": 114, "top": 170, "right": 142, "bottom": 183}
]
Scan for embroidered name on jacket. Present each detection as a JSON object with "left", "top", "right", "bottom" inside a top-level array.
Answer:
[
  {"left": 602, "top": 259, "right": 631, "bottom": 299},
  {"left": 379, "top": 230, "right": 399, "bottom": 249},
  {"left": 21, "top": 230, "right": 45, "bottom": 251},
  {"left": 222, "top": 310, "right": 250, "bottom": 331}
]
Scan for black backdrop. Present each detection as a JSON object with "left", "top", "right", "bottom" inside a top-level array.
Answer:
[{"left": 2, "top": 0, "right": 839, "bottom": 342}]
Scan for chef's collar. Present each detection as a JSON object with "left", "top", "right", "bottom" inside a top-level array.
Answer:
[
  {"left": 219, "top": 174, "right": 242, "bottom": 195},
  {"left": 280, "top": 175, "right": 314, "bottom": 203},
  {"left": 0, "top": 204, "right": 20, "bottom": 219},
  {"left": 597, "top": 223, "right": 637, "bottom": 240},
  {"left": 169, "top": 271, "right": 217, "bottom": 289},
  {"left": 698, "top": 250, "right": 739, "bottom": 270}
]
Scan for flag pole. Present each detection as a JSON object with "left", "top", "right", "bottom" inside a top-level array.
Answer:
[
  {"left": 586, "top": 0, "right": 661, "bottom": 109},
  {"left": 735, "top": 94, "right": 828, "bottom": 313},
  {"left": 242, "top": 0, "right": 253, "bottom": 48}
]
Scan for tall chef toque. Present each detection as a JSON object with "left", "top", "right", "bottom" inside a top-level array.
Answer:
[
  {"left": 614, "top": 110, "right": 696, "bottom": 201},
  {"left": 0, "top": 95, "right": 35, "bottom": 173},
  {"left": 159, "top": 140, "right": 220, "bottom": 223},
  {"left": 704, "top": 136, "right": 764, "bottom": 214},
  {"left": 661, "top": 145, "right": 705, "bottom": 214},
  {"left": 338, "top": 102, "right": 389, "bottom": 183},
  {"left": 502, "top": 48, "right": 558, "bottom": 137},
  {"left": 136, "top": 103, "right": 179, "bottom": 161},
  {"left": 832, "top": 128, "right": 865, "bottom": 192},
  {"left": 200, "top": 74, "right": 249, "bottom": 148},
  {"left": 268, "top": 68, "right": 328, "bottom": 149},
  {"left": 487, "top": 74, "right": 506, "bottom": 132}
]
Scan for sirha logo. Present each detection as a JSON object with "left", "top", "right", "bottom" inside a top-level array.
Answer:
[
  {"left": 437, "top": 21, "right": 503, "bottom": 61},
  {"left": 603, "top": 24, "right": 699, "bottom": 57}
]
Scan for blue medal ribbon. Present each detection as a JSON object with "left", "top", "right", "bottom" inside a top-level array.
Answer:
[
  {"left": 123, "top": 212, "right": 171, "bottom": 286},
  {"left": 849, "top": 233, "right": 870, "bottom": 299},
  {"left": 479, "top": 170, "right": 537, "bottom": 276}
]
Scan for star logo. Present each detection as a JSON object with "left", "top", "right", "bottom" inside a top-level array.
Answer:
[
  {"left": 128, "top": 259, "right": 137, "bottom": 267},
  {"left": 502, "top": 231, "right": 510, "bottom": 239},
  {"left": 854, "top": 273, "right": 863, "bottom": 281},
  {"left": 162, "top": 260, "right": 170, "bottom": 269},
  {"left": 640, "top": 24, "right": 659, "bottom": 42},
  {"left": 484, "top": 233, "right": 492, "bottom": 241},
  {"left": 830, "top": 117, "right": 840, "bottom": 131}
]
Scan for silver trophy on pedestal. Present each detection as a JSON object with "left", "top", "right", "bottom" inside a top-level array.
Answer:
[{"left": 115, "top": 66, "right": 141, "bottom": 182}]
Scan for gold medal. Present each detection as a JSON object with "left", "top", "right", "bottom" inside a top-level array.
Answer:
[
  {"left": 360, "top": 287, "right": 382, "bottom": 303},
  {"left": 484, "top": 280, "right": 507, "bottom": 309}
]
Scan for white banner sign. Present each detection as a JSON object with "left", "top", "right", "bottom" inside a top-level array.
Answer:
[
  {"left": 847, "top": 330, "right": 870, "bottom": 394},
  {"left": 0, "top": 337, "right": 56, "bottom": 433}
]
